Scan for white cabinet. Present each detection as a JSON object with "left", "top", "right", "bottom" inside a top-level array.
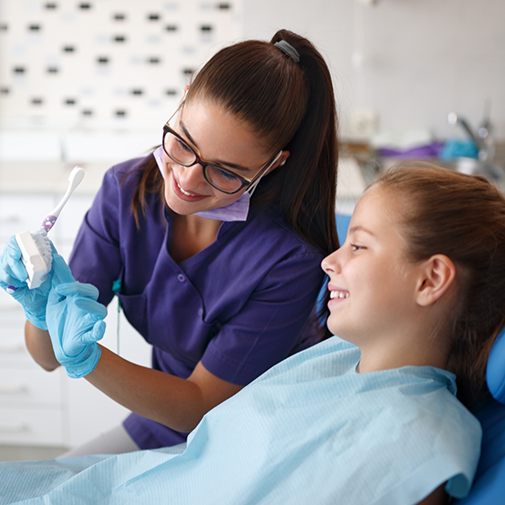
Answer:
[
  {"left": 0, "top": 175, "right": 151, "bottom": 449},
  {"left": 0, "top": 407, "right": 66, "bottom": 446},
  {"left": 0, "top": 306, "right": 67, "bottom": 446}
]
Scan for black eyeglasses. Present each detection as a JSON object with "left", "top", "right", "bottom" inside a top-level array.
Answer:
[{"left": 162, "top": 122, "right": 281, "bottom": 194}]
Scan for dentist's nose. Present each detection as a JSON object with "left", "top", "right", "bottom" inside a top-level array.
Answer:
[{"left": 177, "top": 163, "right": 206, "bottom": 189}]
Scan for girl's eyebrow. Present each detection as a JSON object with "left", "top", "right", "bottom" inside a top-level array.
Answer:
[
  {"left": 348, "top": 225, "right": 376, "bottom": 237},
  {"left": 179, "top": 120, "right": 252, "bottom": 173}
]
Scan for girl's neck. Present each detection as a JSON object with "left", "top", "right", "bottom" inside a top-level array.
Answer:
[
  {"left": 357, "top": 344, "right": 449, "bottom": 373},
  {"left": 354, "top": 320, "right": 451, "bottom": 374}
]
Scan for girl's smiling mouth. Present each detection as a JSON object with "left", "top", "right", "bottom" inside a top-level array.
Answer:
[{"left": 329, "top": 288, "right": 350, "bottom": 300}]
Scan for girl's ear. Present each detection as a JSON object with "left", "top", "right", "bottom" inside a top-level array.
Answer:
[{"left": 416, "top": 254, "right": 456, "bottom": 307}]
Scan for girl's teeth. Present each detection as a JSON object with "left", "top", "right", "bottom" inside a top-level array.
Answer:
[{"left": 330, "top": 291, "right": 349, "bottom": 299}]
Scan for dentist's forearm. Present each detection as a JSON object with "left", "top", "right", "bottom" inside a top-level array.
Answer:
[
  {"left": 24, "top": 320, "right": 60, "bottom": 371},
  {"left": 85, "top": 345, "right": 242, "bottom": 433}
]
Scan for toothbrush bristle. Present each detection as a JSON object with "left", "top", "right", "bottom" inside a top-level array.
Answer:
[{"left": 41, "top": 215, "right": 57, "bottom": 233}]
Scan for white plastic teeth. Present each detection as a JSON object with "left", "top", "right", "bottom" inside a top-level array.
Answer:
[{"left": 330, "top": 291, "right": 350, "bottom": 299}]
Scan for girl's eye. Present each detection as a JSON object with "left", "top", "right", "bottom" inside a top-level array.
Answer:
[{"left": 351, "top": 244, "right": 365, "bottom": 251}]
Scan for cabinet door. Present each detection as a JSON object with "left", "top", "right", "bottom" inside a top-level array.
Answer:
[
  {"left": 0, "top": 269, "right": 40, "bottom": 369},
  {"left": 0, "top": 407, "right": 64, "bottom": 446},
  {"left": 0, "top": 367, "right": 64, "bottom": 406}
]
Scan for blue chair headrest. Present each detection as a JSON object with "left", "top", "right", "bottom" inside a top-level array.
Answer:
[
  {"left": 487, "top": 328, "right": 505, "bottom": 404},
  {"left": 336, "top": 214, "right": 352, "bottom": 245}
]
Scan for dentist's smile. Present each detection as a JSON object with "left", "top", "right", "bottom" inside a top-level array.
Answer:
[
  {"left": 177, "top": 179, "right": 197, "bottom": 196},
  {"left": 171, "top": 172, "right": 209, "bottom": 202}
]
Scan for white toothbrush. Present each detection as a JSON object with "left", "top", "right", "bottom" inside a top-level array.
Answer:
[
  {"left": 40, "top": 166, "right": 85, "bottom": 234},
  {"left": 7, "top": 166, "right": 85, "bottom": 292}
]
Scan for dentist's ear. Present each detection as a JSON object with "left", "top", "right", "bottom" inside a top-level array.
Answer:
[
  {"left": 415, "top": 254, "right": 456, "bottom": 307},
  {"left": 278, "top": 151, "right": 290, "bottom": 168}
]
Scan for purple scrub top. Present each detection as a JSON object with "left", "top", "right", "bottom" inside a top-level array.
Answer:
[{"left": 69, "top": 155, "right": 326, "bottom": 449}]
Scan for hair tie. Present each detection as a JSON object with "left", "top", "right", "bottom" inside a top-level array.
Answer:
[{"left": 274, "top": 40, "right": 300, "bottom": 63}]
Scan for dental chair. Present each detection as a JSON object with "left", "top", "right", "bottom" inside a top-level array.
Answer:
[
  {"left": 335, "top": 214, "right": 505, "bottom": 504},
  {"left": 457, "top": 333, "right": 505, "bottom": 504}
]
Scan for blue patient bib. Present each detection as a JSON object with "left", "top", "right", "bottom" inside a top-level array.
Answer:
[{"left": 0, "top": 338, "right": 481, "bottom": 505}]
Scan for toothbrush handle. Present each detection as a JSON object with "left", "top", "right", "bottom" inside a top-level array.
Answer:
[
  {"left": 41, "top": 166, "right": 85, "bottom": 233},
  {"left": 45, "top": 186, "right": 75, "bottom": 224}
]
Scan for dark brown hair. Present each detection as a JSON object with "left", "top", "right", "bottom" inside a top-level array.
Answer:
[
  {"left": 372, "top": 162, "right": 505, "bottom": 407},
  {"left": 129, "top": 29, "right": 338, "bottom": 257}
]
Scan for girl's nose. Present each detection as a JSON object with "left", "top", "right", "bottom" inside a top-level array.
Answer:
[{"left": 321, "top": 248, "right": 342, "bottom": 275}]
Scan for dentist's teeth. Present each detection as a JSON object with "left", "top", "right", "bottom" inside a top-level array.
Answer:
[{"left": 177, "top": 181, "right": 197, "bottom": 196}]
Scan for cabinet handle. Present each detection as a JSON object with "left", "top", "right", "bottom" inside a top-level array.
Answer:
[
  {"left": 0, "top": 214, "right": 22, "bottom": 224},
  {"left": 0, "top": 344, "right": 25, "bottom": 354},
  {"left": 0, "top": 424, "right": 29, "bottom": 433},
  {"left": 0, "top": 383, "right": 29, "bottom": 395}
]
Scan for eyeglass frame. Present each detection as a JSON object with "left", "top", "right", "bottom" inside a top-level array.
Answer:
[{"left": 162, "top": 121, "right": 283, "bottom": 195}]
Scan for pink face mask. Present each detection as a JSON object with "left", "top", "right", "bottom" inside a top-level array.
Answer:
[{"left": 153, "top": 146, "right": 250, "bottom": 222}]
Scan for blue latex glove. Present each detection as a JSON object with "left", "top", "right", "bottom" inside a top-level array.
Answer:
[
  {"left": 0, "top": 236, "right": 53, "bottom": 330},
  {"left": 46, "top": 253, "right": 107, "bottom": 379}
]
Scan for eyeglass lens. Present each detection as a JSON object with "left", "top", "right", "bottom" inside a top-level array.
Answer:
[{"left": 164, "top": 131, "right": 245, "bottom": 193}]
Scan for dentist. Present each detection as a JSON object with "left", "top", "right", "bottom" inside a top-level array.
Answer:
[{"left": 1, "top": 29, "right": 339, "bottom": 456}]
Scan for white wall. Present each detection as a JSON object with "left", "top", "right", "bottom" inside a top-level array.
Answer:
[
  {"left": 1, "top": 0, "right": 503, "bottom": 144},
  {"left": 243, "top": 0, "right": 505, "bottom": 142}
]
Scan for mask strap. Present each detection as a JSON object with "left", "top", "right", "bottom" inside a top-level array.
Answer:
[{"left": 247, "top": 150, "right": 283, "bottom": 198}]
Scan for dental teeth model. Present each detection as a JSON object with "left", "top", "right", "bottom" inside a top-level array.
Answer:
[{"left": 8, "top": 166, "right": 85, "bottom": 291}]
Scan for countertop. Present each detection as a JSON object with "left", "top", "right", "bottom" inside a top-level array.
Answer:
[{"left": 0, "top": 162, "right": 110, "bottom": 195}]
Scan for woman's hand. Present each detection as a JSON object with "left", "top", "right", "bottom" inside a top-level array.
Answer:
[
  {"left": 46, "top": 253, "right": 107, "bottom": 379},
  {"left": 0, "top": 236, "right": 53, "bottom": 330}
]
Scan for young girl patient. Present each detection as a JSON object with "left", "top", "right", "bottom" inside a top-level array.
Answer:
[{"left": 1, "top": 162, "right": 504, "bottom": 505}]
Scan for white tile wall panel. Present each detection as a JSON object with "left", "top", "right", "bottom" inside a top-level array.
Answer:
[{"left": 0, "top": 0, "right": 243, "bottom": 129}]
